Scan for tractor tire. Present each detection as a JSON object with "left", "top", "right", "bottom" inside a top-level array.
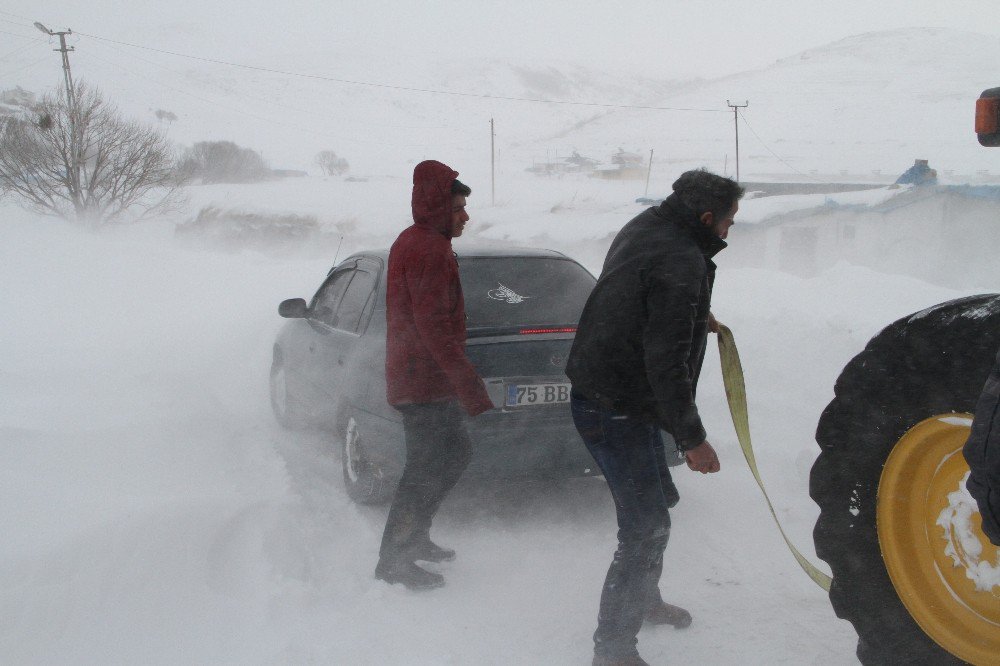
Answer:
[{"left": 811, "top": 294, "right": 1000, "bottom": 666}]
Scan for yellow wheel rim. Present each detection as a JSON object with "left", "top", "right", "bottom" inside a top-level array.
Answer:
[{"left": 878, "top": 414, "right": 1000, "bottom": 665}]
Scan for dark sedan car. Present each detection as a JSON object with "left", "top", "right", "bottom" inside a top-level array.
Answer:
[{"left": 270, "top": 245, "right": 600, "bottom": 503}]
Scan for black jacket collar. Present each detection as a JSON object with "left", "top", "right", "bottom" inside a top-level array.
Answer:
[{"left": 658, "top": 193, "right": 728, "bottom": 258}]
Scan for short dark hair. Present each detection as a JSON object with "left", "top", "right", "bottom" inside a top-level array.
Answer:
[
  {"left": 451, "top": 178, "right": 471, "bottom": 196},
  {"left": 672, "top": 169, "right": 744, "bottom": 218}
]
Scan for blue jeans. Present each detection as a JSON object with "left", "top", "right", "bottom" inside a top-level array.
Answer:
[{"left": 571, "top": 391, "right": 680, "bottom": 658}]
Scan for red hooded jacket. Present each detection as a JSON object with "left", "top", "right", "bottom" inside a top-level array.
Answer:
[{"left": 384, "top": 160, "right": 494, "bottom": 416}]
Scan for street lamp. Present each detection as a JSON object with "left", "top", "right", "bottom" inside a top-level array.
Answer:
[{"left": 33, "top": 20, "right": 75, "bottom": 104}]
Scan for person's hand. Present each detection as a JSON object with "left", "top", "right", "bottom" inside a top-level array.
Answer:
[
  {"left": 685, "top": 440, "right": 720, "bottom": 474},
  {"left": 707, "top": 312, "right": 721, "bottom": 334}
]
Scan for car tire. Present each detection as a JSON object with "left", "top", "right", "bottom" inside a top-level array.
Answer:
[
  {"left": 340, "top": 409, "right": 394, "bottom": 505},
  {"left": 270, "top": 349, "right": 308, "bottom": 429},
  {"left": 810, "top": 294, "right": 1000, "bottom": 665}
]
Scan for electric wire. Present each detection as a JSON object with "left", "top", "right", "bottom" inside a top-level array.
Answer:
[
  {"left": 0, "top": 9, "right": 34, "bottom": 21},
  {"left": 738, "top": 109, "right": 811, "bottom": 177},
  {"left": 0, "top": 18, "right": 33, "bottom": 29},
  {"left": 0, "top": 55, "right": 50, "bottom": 79},
  {"left": 11, "top": 17, "right": 737, "bottom": 159},
  {"left": 0, "top": 40, "right": 42, "bottom": 61},
  {"left": 85, "top": 37, "right": 461, "bottom": 134},
  {"left": 74, "top": 30, "right": 727, "bottom": 114},
  {"left": 74, "top": 47, "right": 472, "bottom": 150},
  {"left": 0, "top": 28, "right": 41, "bottom": 39}
]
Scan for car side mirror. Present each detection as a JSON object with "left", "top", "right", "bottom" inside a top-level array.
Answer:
[{"left": 279, "top": 298, "right": 308, "bottom": 318}]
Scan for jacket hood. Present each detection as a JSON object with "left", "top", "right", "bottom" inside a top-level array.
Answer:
[
  {"left": 412, "top": 160, "right": 459, "bottom": 238},
  {"left": 659, "top": 192, "right": 728, "bottom": 258}
]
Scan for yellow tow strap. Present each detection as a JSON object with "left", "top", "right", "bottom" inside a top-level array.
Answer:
[{"left": 716, "top": 324, "right": 833, "bottom": 592}]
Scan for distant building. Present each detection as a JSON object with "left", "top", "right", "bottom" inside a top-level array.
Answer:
[
  {"left": 611, "top": 148, "right": 643, "bottom": 169},
  {"left": 527, "top": 151, "right": 600, "bottom": 176},
  {"left": 271, "top": 169, "right": 308, "bottom": 178},
  {"left": 565, "top": 151, "right": 599, "bottom": 173},
  {"left": 895, "top": 159, "right": 938, "bottom": 186},
  {"left": 724, "top": 186, "right": 1000, "bottom": 288},
  {"left": 591, "top": 148, "right": 646, "bottom": 180}
]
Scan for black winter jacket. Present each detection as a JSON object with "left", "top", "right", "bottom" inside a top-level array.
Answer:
[
  {"left": 964, "top": 346, "right": 1000, "bottom": 546},
  {"left": 566, "top": 193, "right": 726, "bottom": 451}
]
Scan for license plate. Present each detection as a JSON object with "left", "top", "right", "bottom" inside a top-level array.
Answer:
[{"left": 505, "top": 382, "right": 571, "bottom": 407}]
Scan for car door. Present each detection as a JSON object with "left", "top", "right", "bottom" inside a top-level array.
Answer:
[
  {"left": 305, "top": 258, "right": 380, "bottom": 412},
  {"left": 290, "top": 263, "right": 355, "bottom": 408}
]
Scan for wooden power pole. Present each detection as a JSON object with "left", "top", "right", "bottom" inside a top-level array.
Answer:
[
  {"left": 644, "top": 148, "right": 654, "bottom": 196},
  {"left": 727, "top": 100, "right": 748, "bottom": 182},
  {"left": 490, "top": 118, "right": 496, "bottom": 207}
]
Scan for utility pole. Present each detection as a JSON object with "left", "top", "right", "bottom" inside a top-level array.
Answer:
[
  {"left": 34, "top": 23, "right": 75, "bottom": 106},
  {"left": 490, "top": 118, "right": 495, "bottom": 207},
  {"left": 727, "top": 100, "right": 748, "bottom": 182},
  {"left": 644, "top": 148, "right": 654, "bottom": 197},
  {"left": 35, "top": 21, "right": 83, "bottom": 206}
]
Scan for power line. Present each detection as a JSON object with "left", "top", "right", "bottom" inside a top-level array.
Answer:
[
  {"left": 0, "top": 9, "right": 33, "bottom": 21},
  {"left": 0, "top": 55, "right": 50, "bottom": 79},
  {"left": 738, "top": 109, "right": 810, "bottom": 177},
  {"left": 74, "top": 30, "right": 727, "bottom": 114},
  {"left": 76, "top": 45, "right": 468, "bottom": 148},
  {"left": 0, "top": 41, "right": 42, "bottom": 61},
  {"left": 0, "top": 28, "right": 43, "bottom": 39},
  {"left": 71, "top": 51, "right": 470, "bottom": 151},
  {"left": 0, "top": 17, "right": 33, "bottom": 29},
  {"left": 85, "top": 38, "right": 460, "bottom": 134}
]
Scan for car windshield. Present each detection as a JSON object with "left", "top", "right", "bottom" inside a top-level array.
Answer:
[{"left": 458, "top": 256, "right": 595, "bottom": 330}]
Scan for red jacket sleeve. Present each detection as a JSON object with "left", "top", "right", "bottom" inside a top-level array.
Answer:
[{"left": 407, "top": 250, "right": 494, "bottom": 416}]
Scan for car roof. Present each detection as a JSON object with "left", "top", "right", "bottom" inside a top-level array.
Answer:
[{"left": 341, "top": 245, "right": 571, "bottom": 264}]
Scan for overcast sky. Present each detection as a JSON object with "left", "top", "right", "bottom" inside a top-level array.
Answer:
[{"left": 4, "top": 0, "right": 1000, "bottom": 81}]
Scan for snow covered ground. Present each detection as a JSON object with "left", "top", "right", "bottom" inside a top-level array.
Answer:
[
  {"left": 0, "top": 171, "right": 986, "bottom": 664},
  {"left": 4, "top": 2, "right": 1000, "bottom": 660}
]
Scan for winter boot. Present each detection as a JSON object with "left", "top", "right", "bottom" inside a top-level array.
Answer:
[
  {"left": 644, "top": 600, "right": 692, "bottom": 628},
  {"left": 591, "top": 653, "right": 650, "bottom": 666},
  {"left": 411, "top": 539, "right": 456, "bottom": 563},
  {"left": 374, "top": 559, "right": 445, "bottom": 590}
]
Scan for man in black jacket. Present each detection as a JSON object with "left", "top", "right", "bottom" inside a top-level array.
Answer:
[
  {"left": 567, "top": 169, "right": 744, "bottom": 666},
  {"left": 964, "top": 346, "right": 1000, "bottom": 547}
]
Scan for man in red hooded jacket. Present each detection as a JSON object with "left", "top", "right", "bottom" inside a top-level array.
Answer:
[{"left": 376, "top": 160, "right": 494, "bottom": 590}]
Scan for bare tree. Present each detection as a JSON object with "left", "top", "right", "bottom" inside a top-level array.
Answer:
[
  {"left": 0, "top": 82, "right": 181, "bottom": 226},
  {"left": 314, "top": 150, "right": 349, "bottom": 176},
  {"left": 154, "top": 108, "right": 178, "bottom": 124},
  {"left": 176, "top": 140, "right": 270, "bottom": 184}
]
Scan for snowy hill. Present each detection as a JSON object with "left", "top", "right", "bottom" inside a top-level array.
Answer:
[
  {"left": 9, "top": 27, "right": 999, "bottom": 182},
  {"left": 558, "top": 28, "right": 1000, "bottom": 181}
]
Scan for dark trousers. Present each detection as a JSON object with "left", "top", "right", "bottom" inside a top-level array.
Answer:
[
  {"left": 379, "top": 400, "right": 472, "bottom": 562},
  {"left": 571, "top": 392, "right": 679, "bottom": 658}
]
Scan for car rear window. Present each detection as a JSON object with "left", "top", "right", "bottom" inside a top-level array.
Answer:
[{"left": 458, "top": 256, "right": 595, "bottom": 330}]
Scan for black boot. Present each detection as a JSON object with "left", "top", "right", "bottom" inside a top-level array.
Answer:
[
  {"left": 644, "top": 600, "right": 692, "bottom": 628},
  {"left": 592, "top": 653, "right": 650, "bottom": 666},
  {"left": 375, "top": 559, "right": 445, "bottom": 590},
  {"left": 411, "top": 539, "right": 456, "bottom": 563}
]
